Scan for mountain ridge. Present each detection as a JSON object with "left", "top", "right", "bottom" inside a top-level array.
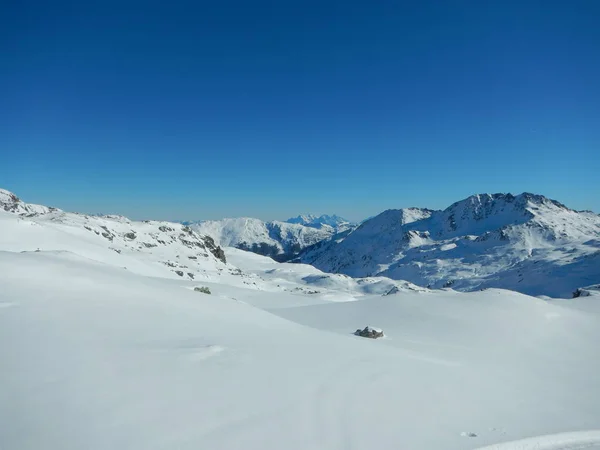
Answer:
[
  {"left": 2, "top": 187, "right": 598, "bottom": 297},
  {"left": 187, "top": 217, "right": 339, "bottom": 261},
  {"left": 297, "top": 192, "right": 600, "bottom": 297}
]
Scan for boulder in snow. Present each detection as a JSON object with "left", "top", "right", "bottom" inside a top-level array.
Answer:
[{"left": 354, "top": 326, "right": 384, "bottom": 339}]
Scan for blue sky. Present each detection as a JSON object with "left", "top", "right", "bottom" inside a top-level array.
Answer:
[{"left": 1, "top": 1, "right": 599, "bottom": 221}]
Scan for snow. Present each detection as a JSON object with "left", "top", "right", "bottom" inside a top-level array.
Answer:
[
  {"left": 286, "top": 214, "right": 353, "bottom": 231},
  {"left": 0, "top": 188, "right": 54, "bottom": 215},
  {"left": 474, "top": 430, "right": 600, "bottom": 449},
  {"left": 2, "top": 188, "right": 600, "bottom": 449},
  {"left": 189, "top": 217, "right": 335, "bottom": 258},
  {"left": 300, "top": 192, "right": 600, "bottom": 297}
]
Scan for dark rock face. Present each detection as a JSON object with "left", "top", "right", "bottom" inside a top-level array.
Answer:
[
  {"left": 354, "top": 327, "right": 384, "bottom": 339},
  {"left": 100, "top": 226, "right": 115, "bottom": 242},
  {"left": 202, "top": 235, "right": 227, "bottom": 263}
]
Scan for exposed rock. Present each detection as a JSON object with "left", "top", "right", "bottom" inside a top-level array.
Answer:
[
  {"left": 384, "top": 286, "right": 400, "bottom": 296},
  {"left": 354, "top": 326, "right": 384, "bottom": 339},
  {"left": 573, "top": 284, "right": 600, "bottom": 298},
  {"left": 202, "top": 235, "right": 227, "bottom": 263},
  {"left": 100, "top": 226, "right": 115, "bottom": 242}
]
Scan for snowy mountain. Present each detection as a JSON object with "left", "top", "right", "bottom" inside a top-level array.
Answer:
[
  {"left": 3, "top": 187, "right": 600, "bottom": 449},
  {"left": 0, "top": 188, "right": 232, "bottom": 281},
  {"left": 0, "top": 188, "right": 56, "bottom": 215},
  {"left": 298, "top": 193, "right": 600, "bottom": 298},
  {"left": 188, "top": 217, "right": 340, "bottom": 261},
  {"left": 286, "top": 213, "right": 353, "bottom": 231},
  {"left": 3, "top": 215, "right": 600, "bottom": 450},
  {"left": 0, "top": 188, "right": 420, "bottom": 298}
]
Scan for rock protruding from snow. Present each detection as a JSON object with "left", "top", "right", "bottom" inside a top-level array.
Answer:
[
  {"left": 573, "top": 284, "right": 600, "bottom": 298},
  {"left": 354, "top": 326, "right": 384, "bottom": 339}
]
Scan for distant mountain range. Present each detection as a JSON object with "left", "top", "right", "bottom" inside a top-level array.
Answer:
[
  {"left": 296, "top": 193, "right": 600, "bottom": 297},
  {"left": 285, "top": 214, "right": 353, "bottom": 230},
  {"left": 2, "top": 188, "right": 598, "bottom": 297},
  {"left": 183, "top": 214, "right": 353, "bottom": 261}
]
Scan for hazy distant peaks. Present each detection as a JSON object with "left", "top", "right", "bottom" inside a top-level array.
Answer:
[{"left": 285, "top": 214, "right": 351, "bottom": 229}]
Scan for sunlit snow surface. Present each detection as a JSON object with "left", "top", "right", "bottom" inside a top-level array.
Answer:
[{"left": 1, "top": 194, "right": 600, "bottom": 450}]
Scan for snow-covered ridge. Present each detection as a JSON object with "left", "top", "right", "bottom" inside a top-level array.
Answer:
[
  {"left": 298, "top": 192, "right": 600, "bottom": 298},
  {"left": 3, "top": 188, "right": 600, "bottom": 449},
  {"left": 0, "top": 188, "right": 231, "bottom": 281},
  {"left": 188, "top": 217, "right": 344, "bottom": 261},
  {"left": 286, "top": 213, "right": 353, "bottom": 230},
  {"left": 0, "top": 188, "right": 424, "bottom": 299},
  {"left": 0, "top": 188, "right": 57, "bottom": 216}
]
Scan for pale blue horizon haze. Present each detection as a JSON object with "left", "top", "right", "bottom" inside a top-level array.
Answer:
[{"left": 1, "top": 1, "right": 599, "bottom": 222}]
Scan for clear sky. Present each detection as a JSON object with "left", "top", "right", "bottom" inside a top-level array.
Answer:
[{"left": 1, "top": 1, "right": 599, "bottom": 222}]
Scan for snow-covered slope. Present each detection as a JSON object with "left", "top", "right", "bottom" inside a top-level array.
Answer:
[
  {"left": 0, "top": 189, "right": 232, "bottom": 282},
  {"left": 2, "top": 249, "right": 600, "bottom": 450},
  {"left": 0, "top": 189, "right": 419, "bottom": 299},
  {"left": 286, "top": 213, "right": 353, "bottom": 231},
  {"left": 189, "top": 217, "right": 337, "bottom": 261},
  {"left": 3, "top": 188, "right": 600, "bottom": 449},
  {"left": 299, "top": 193, "right": 600, "bottom": 298}
]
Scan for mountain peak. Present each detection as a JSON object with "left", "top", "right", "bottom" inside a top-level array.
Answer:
[
  {"left": 298, "top": 192, "right": 600, "bottom": 297},
  {"left": 0, "top": 189, "right": 57, "bottom": 216},
  {"left": 448, "top": 192, "right": 569, "bottom": 212},
  {"left": 285, "top": 214, "right": 351, "bottom": 230},
  {"left": 0, "top": 188, "right": 20, "bottom": 204}
]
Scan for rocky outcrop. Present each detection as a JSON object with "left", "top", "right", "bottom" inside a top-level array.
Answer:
[
  {"left": 354, "top": 326, "right": 384, "bottom": 339},
  {"left": 202, "top": 235, "right": 227, "bottom": 264},
  {"left": 0, "top": 189, "right": 55, "bottom": 216}
]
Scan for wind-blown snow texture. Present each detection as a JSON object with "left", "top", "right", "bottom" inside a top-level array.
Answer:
[
  {"left": 2, "top": 189, "right": 600, "bottom": 450},
  {"left": 299, "top": 193, "right": 600, "bottom": 298}
]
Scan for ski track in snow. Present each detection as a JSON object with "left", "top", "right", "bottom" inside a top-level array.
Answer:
[{"left": 474, "top": 431, "right": 600, "bottom": 450}]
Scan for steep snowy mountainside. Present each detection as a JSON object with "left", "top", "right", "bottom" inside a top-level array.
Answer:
[
  {"left": 286, "top": 213, "right": 353, "bottom": 231},
  {"left": 299, "top": 193, "right": 600, "bottom": 297},
  {"left": 189, "top": 217, "right": 336, "bottom": 261}
]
